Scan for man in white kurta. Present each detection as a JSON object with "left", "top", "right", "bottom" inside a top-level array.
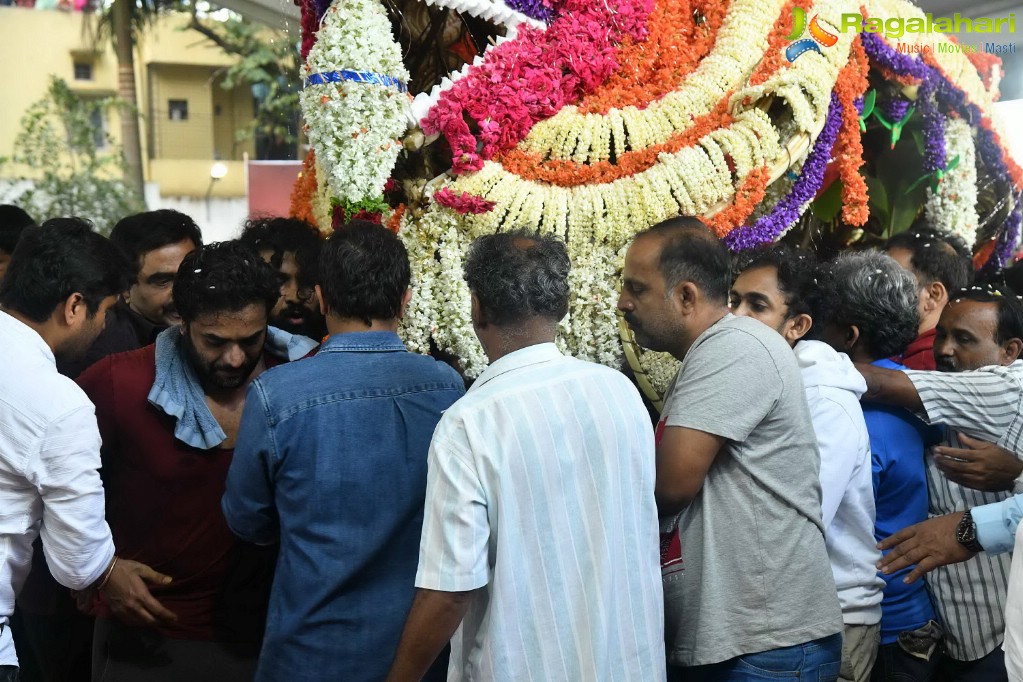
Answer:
[{"left": 387, "top": 230, "right": 665, "bottom": 681}]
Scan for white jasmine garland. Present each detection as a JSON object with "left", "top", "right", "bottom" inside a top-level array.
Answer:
[
  {"left": 300, "top": 0, "right": 411, "bottom": 207},
  {"left": 924, "top": 117, "right": 979, "bottom": 248}
]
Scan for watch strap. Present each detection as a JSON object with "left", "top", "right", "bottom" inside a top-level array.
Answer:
[{"left": 956, "top": 509, "right": 984, "bottom": 553}]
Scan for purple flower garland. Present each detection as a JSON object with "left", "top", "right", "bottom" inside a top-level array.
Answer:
[
  {"left": 505, "top": 0, "right": 553, "bottom": 22},
  {"left": 881, "top": 97, "right": 910, "bottom": 122},
  {"left": 313, "top": 0, "right": 331, "bottom": 23},
  {"left": 991, "top": 197, "right": 1022, "bottom": 272},
  {"left": 724, "top": 94, "right": 843, "bottom": 251},
  {"left": 917, "top": 74, "right": 946, "bottom": 173},
  {"left": 860, "top": 30, "right": 1020, "bottom": 268}
]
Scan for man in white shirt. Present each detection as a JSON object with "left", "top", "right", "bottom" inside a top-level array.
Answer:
[
  {"left": 0, "top": 218, "right": 176, "bottom": 681},
  {"left": 387, "top": 230, "right": 665, "bottom": 681}
]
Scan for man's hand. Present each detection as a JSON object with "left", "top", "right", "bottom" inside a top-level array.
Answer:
[
  {"left": 100, "top": 559, "right": 177, "bottom": 627},
  {"left": 877, "top": 512, "right": 975, "bottom": 583},
  {"left": 933, "top": 433, "right": 1023, "bottom": 492}
]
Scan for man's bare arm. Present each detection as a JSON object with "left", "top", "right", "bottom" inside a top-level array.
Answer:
[
  {"left": 656, "top": 426, "right": 725, "bottom": 515},
  {"left": 387, "top": 588, "right": 478, "bottom": 681}
]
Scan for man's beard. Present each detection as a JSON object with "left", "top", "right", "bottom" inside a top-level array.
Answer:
[
  {"left": 271, "top": 304, "right": 325, "bottom": 339},
  {"left": 935, "top": 356, "right": 958, "bottom": 372},
  {"left": 183, "top": 333, "right": 260, "bottom": 390}
]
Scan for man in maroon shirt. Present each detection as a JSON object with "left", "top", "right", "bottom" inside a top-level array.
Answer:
[
  {"left": 78, "top": 241, "right": 316, "bottom": 681},
  {"left": 885, "top": 227, "right": 974, "bottom": 370}
]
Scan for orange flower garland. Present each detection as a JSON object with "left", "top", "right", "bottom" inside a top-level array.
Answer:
[
  {"left": 500, "top": 96, "right": 734, "bottom": 186},
  {"left": 833, "top": 36, "right": 870, "bottom": 226},
  {"left": 747, "top": 0, "right": 815, "bottom": 88},
  {"left": 705, "top": 166, "right": 772, "bottom": 236},
  {"left": 290, "top": 149, "right": 320, "bottom": 227},
  {"left": 576, "top": 0, "right": 726, "bottom": 115},
  {"left": 966, "top": 51, "right": 1002, "bottom": 95}
]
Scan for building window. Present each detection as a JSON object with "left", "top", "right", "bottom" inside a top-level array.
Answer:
[
  {"left": 88, "top": 105, "right": 106, "bottom": 150},
  {"left": 73, "top": 62, "right": 93, "bottom": 81},
  {"left": 168, "top": 100, "right": 189, "bottom": 121}
]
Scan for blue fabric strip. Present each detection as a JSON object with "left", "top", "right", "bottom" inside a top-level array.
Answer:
[{"left": 305, "top": 69, "right": 408, "bottom": 93}]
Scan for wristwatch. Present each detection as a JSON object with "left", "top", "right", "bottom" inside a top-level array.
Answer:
[{"left": 956, "top": 509, "right": 985, "bottom": 554}]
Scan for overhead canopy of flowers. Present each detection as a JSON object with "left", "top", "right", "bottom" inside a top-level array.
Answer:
[{"left": 294, "top": 0, "right": 1023, "bottom": 403}]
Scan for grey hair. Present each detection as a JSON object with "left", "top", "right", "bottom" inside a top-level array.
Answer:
[
  {"left": 820, "top": 250, "right": 920, "bottom": 359},
  {"left": 463, "top": 229, "right": 570, "bottom": 326}
]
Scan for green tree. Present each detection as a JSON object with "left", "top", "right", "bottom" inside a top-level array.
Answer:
[
  {"left": 187, "top": 12, "right": 302, "bottom": 159},
  {"left": 3, "top": 77, "right": 144, "bottom": 231}
]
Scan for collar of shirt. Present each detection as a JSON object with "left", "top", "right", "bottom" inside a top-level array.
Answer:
[
  {"left": 318, "top": 330, "right": 407, "bottom": 353},
  {"left": 470, "top": 342, "right": 562, "bottom": 392},
  {"left": 118, "top": 297, "right": 166, "bottom": 345},
  {"left": 0, "top": 309, "right": 55, "bottom": 366}
]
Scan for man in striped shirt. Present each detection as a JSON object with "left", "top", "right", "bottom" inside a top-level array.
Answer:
[
  {"left": 857, "top": 287, "right": 1023, "bottom": 681},
  {"left": 387, "top": 230, "right": 665, "bottom": 681}
]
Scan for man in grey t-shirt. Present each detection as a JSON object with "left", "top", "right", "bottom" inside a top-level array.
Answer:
[{"left": 618, "top": 217, "right": 843, "bottom": 680}]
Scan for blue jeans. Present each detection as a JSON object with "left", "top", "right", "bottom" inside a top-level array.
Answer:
[{"left": 684, "top": 633, "right": 843, "bottom": 681}]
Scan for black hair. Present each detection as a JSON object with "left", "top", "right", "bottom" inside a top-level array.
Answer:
[
  {"left": 0, "top": 217, "right": 130, "bottom": 322},
  {"left": 639, "top": 216, "right": 731, "bottom": 304},
  {"left": 109, "top": 209, "right": 202, "bottom": 278},
  {"left": 885, "top": 226, "right": 974, "bottom": 293},
  {"left": 463, "top": 229, "right": 570, "bottom": 326},
  {"left": 319, "top": 220, "right": 410, "bottom": 325},
  {"left": 0, "top": 204, "right": 35, "bottom": 254},
  {"left": 238, "top": 216, "right": 323, "bottom": 288},
  {"left": 172, "top": 241, "right": 281, "bottom": 324},
  {"left": 948, "top": 285, "right": 1023, "bottom": 345},
  {"left": 734, "top": 245, "right": 824, "bottom": 322}
]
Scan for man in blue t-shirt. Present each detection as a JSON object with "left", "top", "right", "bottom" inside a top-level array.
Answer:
[{"left": 816, "top": 251, "right": 941, "bottom": 682}]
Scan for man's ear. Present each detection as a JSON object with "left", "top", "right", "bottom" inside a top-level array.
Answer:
[
  {"left": 675, "top": 281, "right": 699, "bottom": 313},
  {"left": 470, "top": 292, "right": 486, "bottom": 329},
  {"left": 397, "top": 287, "right": 412, "bottom": 320},
  {"left": 922, "top": 280, "right": 948, "bottom": 314},
  {"left": 314, "top": 284, "right": 329, "bottom": 317},
  {"left": 1003, "top": 337, "right": 1023, "bottom": 364},
  {"left": 845, "top": 324, "right": 862, "bottom": 353},
  {"left": 784, "top": 313, "right": 813, "bottom": 345},
  {"left": 61, "top": 292, "right": 86, "bottom": 327}
]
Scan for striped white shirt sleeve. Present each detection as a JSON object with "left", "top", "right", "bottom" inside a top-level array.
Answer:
[
  {"left": 416, "top": 433, "right": 490, "bottom": 593},
  {"left": 906, "top": 367, "right": 1023, "bottom": 451}
]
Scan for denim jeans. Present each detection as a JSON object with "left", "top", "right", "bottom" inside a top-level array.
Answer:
[
  {"left": 684, "top": 633, "right": 843, "bottom": 681},
  {"left": 0, "top": 666, "right": 17, "bottom": 682},
  {"left": 871, "top": 642, "right": 940, "bottom": 682}
]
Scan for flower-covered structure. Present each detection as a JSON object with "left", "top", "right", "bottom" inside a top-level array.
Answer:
[{"left": 295, "top": 0, "right": 1023, "bottom": 404}]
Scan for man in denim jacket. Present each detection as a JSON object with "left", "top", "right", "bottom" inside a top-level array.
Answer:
[{"left": 223, "top": 221, "right": 465, "bottom": 682}]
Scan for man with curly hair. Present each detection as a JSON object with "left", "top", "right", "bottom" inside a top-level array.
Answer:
[
  {"left": 814, "top": 251, "right": 941, "bottom": 682},
  {"left": 77, "top": 241, "right": 318, "bottom": 680},
  {"left": 239, "top": 217, "right": 326, "bottom": 343}
]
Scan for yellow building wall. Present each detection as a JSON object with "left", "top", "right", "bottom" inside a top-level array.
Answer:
[{"left": 0, "top": 7, "right": 255, "bottom": 197}]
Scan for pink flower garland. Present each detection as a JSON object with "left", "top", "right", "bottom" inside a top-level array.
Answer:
[
  {"left": 433, "top": 187, "right": 496, "bottom": 214},
  {"left": 421, "top": 0, "right": 653, "bottom": 175}
]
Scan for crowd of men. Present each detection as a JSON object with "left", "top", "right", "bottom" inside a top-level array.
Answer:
[{"left": 1, "top": 203, "right": 1023, "bottom": 682}]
